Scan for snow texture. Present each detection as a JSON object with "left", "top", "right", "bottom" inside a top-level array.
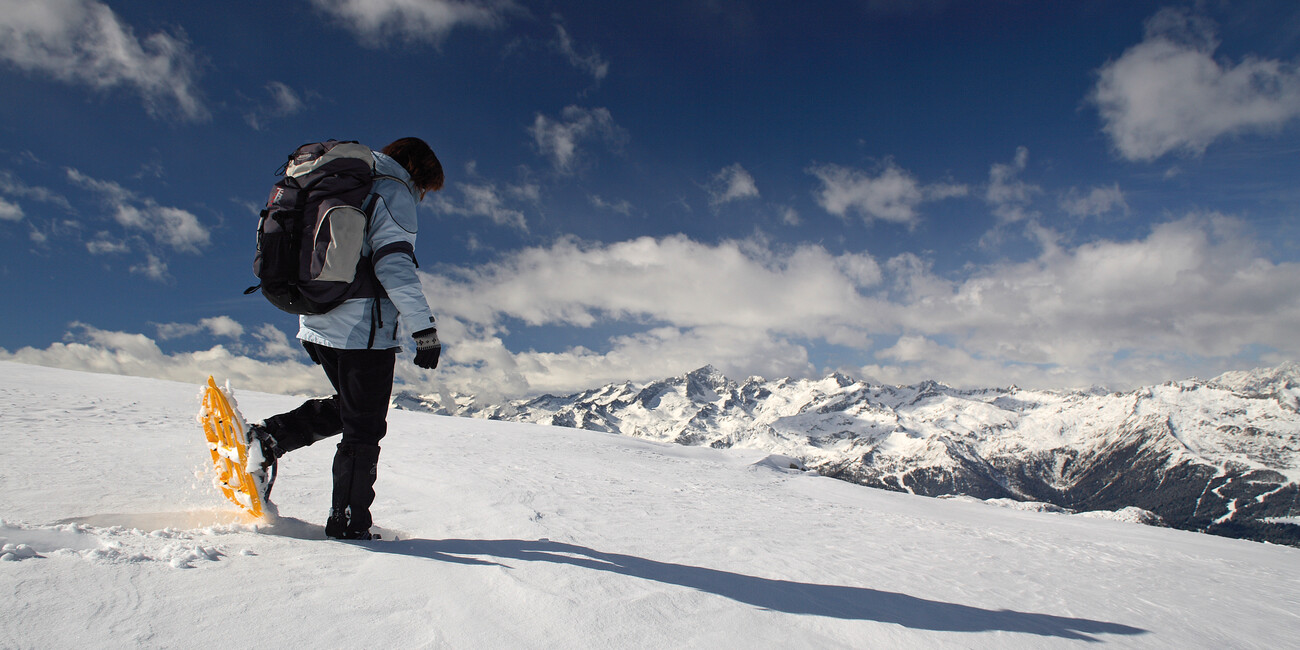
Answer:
[{"left": 1, "top": 360, "right": 1298, "bottom": 648}]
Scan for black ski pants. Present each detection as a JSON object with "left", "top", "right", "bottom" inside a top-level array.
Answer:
[{"left": 263, "top": 342, "right": 396, "bottom": 531}]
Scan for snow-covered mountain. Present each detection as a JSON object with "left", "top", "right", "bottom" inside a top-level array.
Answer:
[{"left": 394, "top": 363, "right": 1300, "bottom": 546}]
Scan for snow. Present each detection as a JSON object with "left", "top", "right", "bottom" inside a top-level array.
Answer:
[{"left": 2, "top": 360, "right": 1299, "bottom": 648}]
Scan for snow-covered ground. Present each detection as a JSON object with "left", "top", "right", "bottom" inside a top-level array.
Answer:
[{"left": 2, "top": 361, "right": 1298, "bottom": 648}]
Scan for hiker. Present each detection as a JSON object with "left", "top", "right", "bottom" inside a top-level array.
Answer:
[{"left": 250, "top": 137, "right": 444, "bottom": 540}]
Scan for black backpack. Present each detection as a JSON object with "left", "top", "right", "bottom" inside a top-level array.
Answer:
[{"left": 246, "top": 140, "right": 384, "bottom": 315}]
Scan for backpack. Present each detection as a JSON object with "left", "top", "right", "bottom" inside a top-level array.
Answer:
[{"left": 245, "top": 140, "right": 384, "bottom": 315}]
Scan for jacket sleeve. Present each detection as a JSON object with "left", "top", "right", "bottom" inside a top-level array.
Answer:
[{"left": 367, "top": 186, "right": 436, "bottom": 336}]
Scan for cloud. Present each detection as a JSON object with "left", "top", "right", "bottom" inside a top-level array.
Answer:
[
  {"left": 865, "top": 213, "right": 1300, "bottom": 388},
  {"left": 85, "top": 235, "right": 129, "bottom": 255},
  {"left": 432, "top": 181, "right": 531, "bottom": 230},
  {"left": 0, "top": 197, "right": 21, "bottom": 221},
  {"left": 0, "top": 322, "right": 328, "bottom": 396},
  {"left": 417, "top": 214, "right": 1300, "bottom": 397},
  {"left": 809, "top": 160, "right": 967, "bottom": 226},
  {"left": 985, "top": 146, "right": 1039, "bottom": 224},
  {"left": 589, "top": 194, "right": 634, "bottom": 216},
  {"left": 424, "top": 234, "right": 883, "bottom": 334},
  {"left": 0, "top": 170, "right": 74, "bottom": 216},
  {"left": 707, "top": 163, "right": 760, "bottom": 207},
  {"left": 415, "top": 234, "right": 885, "bottom": 398},
  {"left": 310, "top": 0, "right": 518, "bottom": 46},
  {"left": 1060, "top": 183, "right": 1128, "bottom": 219},
  {"left": 11, "top": 218, "right": 1296, "bottom": 402},
  {"left": 553, "top": 23, "right": 608, "bottom": 81},
  {"left": 66, "top": 168, "right": 210, "bottom": 252},
  {"left": 0, "top": 0, "right": 208, "bottom": 121},
  {"left": 156, "top": 316, "right": 246, "bottom": 341},
  {"left": 244, "top": 81, "right": 305, "bottom": 130},
  {"left": 529, "top": 106, "right": 627, "bottom": 173},
  {"left": 1092, "top": 8, "right": 1300, "bottom": 161}
]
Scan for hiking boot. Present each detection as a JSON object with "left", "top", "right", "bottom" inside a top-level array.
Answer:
[
  {"left": 324, "top": 507, "right": 372, "bottom": 540},
  {"left": 248, "top": 423, "right": 281, "bottom": 498}
]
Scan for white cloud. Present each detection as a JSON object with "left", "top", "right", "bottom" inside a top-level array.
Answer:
[
  {"left": 424, "top": 234, "right": 883, "bottom": 335},
  {"left": 868, "top": 214, "right": 1300, "bottom": 388},
  {"left": 707, "top": 163, "right": 760, "bottom": 207},
  {"left": 779, "top": 206, "right": 801, "bottom": 226},
  {"left": 244, "top": 81, "right": 305, "bottom": 130},
  {"left": 418, "top": 214, "right": 1300, "bottom": 397},
  {"left": 310, "top": 0, "right": 517, "bottom": 46},
  {"left": 589, "top": 194, "right": 634, "bottom": 216},
  {"left": 0, "top": 322, "right": 329, "bottom": 396},
  {"left": 985, "top": 146, "right": 1039, "bottom": 224},
  {"left": 11, "top": 217, "right": 1296, "bottom": 402},
  {"left": 130, "top": 252, "right": 168, "bottom": 281},
  {"left": 1060, "top": 183, "right": 1128, "bottom": 218},
  {"left": 66, "top": 168, "right": 210, "bottom": 252},
  {"left": 433, "top": 181, "right": 529, "bottom": 230},
  {"left": 529, "top": 106, "right": 626, "bottom": 173},
  {"left": 0, "top": 196, "right": 21, "bottom": 221},
  {"left": 554, "top": 23, "right": 608, "bottom": 82},
  {"left": 0, "top": 0, "right": 208, "bottom": 121},
  {"left": 1092, "top": 8, "right": 1300, "bottom": 162},
  {"left": 156, "top": 316, "right": 246, "bottom": 341},
  {"left": 809, "top": 160, "right": 966, "bottom": 226},
  {"left": 86, "top": 235, "right": 129, "bottom": 255},
  {"left": 0, "top": 170, "right": 74, "bottom": 212}
]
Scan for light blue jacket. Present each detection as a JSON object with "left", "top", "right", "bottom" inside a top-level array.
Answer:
[{"left": 298, "top": 151, "right": 436, "bottom": 350}]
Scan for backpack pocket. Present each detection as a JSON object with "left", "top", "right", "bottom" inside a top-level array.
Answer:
[
  {"left": 312, "top": 203, "right": 366, "bottom": 283},
  {"left": 254, "top": 208, "right": 300, "bottom": 284}
]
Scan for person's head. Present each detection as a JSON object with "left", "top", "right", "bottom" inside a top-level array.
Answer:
[{"left": 382, "top": 137, "right": 444, "bottom": 200}]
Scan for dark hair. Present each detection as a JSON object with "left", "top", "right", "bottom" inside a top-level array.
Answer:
[{"left": 382, "top": 137, "right": 444, "bottom": 193}]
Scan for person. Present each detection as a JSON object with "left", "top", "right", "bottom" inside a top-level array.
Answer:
[{"left": 249, "top": 137, "right": 444, "bottom": 540}]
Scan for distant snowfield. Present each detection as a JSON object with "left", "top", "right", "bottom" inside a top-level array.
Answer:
[{"left": 2, "top": 361, "right": 1298, "bottom": 648}]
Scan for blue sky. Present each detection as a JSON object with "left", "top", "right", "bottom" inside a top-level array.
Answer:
[{"left": 2, "top": 0, "right": 1300, "bottom": 401}]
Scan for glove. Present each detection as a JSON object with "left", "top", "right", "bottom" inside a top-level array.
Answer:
[{"left": 413, "top": 327, "right": 441, "bottom": 370}]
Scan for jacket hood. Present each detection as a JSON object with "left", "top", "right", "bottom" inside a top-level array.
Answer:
[{"left": 372, "top": 151, "right": 416, "bottom": 196}]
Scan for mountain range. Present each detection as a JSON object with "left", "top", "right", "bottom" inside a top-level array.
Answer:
[{"left": 392, "top": 363, "right": 1300, "bottom": 546}]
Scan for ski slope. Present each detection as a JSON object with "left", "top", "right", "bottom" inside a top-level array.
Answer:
[{"left": 1, "top": 361, "right": 1298, "bottom": 648}]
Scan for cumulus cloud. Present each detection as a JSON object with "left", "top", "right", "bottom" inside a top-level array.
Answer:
[
  {"left": 415, "top": 214, "right": 1300, "bottom": 397},
  {"left": 10, "top": 217, "right": 1297, "bottom": 401},
  {"left": 864, "top": 214, "right": 1300, "bottom": 388},
  {"left": 310, "top": 0, "right": 517, "bottom": 46},
  {"left": 529, "top": 106, "right": 627, "bottom": 173},
  {"left": 0, "top": 0, "right": 208, "bottom": 121},
  {"left": 0, "top": 322, "right": 328, "bottom": 396},
  {"left": 1092, "top": 8, "right": 1300, "bottom": 161},
  {"left": 809, "top": 160, "right": 966, "bottom": 226},
  {"left": 707, "top": 163, "right": 760, "bottom": 207},
  {"left": 553, "top": 23, "right": 608, "bottom": 82},
  {"left": 66, "top": 168, "right": 210, "bottom": 253}
]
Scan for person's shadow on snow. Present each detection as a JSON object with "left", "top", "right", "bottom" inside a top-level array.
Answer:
[{"left": 363, "top": 538, "right": 1147, "bottom": 642}]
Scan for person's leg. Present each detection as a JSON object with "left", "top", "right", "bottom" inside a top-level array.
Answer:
[
  {"left": 256, "top": 342, "right": 344, "bottom": 455},
  {"left": 259, "top": 396, "right": 341, "bottom": 454},
  {"left": 324, "top": 347, "right": 396, "bottom": 538}
]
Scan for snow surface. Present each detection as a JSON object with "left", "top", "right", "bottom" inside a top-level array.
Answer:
[{"left": 2, "top": 360, "right": 1299, "bottom": 648}]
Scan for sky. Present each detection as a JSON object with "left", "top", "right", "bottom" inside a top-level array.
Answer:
[{"left": 2, "top": 0, "right": 1300, "bottom": 402}]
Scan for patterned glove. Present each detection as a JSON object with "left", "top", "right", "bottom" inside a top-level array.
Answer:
[{"left": 413, "top": 327, "right": 441, "bottom": 369}]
